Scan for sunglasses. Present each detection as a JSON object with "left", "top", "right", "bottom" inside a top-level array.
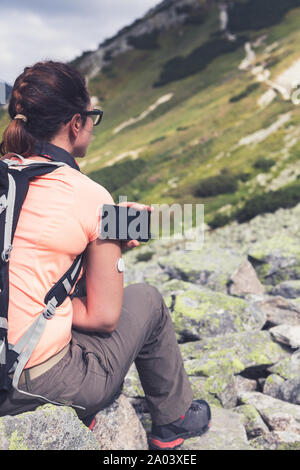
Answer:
[{"left": 81, "top": 108, "right": 103, "bottom": 126}]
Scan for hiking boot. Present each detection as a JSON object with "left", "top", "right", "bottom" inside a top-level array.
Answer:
[{"left": 149, "top": 399, "right": 211, "bottom": 450}]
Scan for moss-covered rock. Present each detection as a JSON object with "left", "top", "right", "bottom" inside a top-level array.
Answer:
[
  {"left": 251, "top": 431, "right": 300, "bottom": 450},
  {"left": 263, "top": 374, "right": 285, "bottom": 399},
  {"left": 158, "top": 246, "right": 246, "bottom": 292},
  {"left": 239, "top": 392, "right": 300, "bottom": 435},
  {"left": 248, "top": 235, "right": 300, "bottom": 285},
  {"left": 268, "top": 350, "right": 300, "bottom": 380},
  {"left": 0, "top": 405, "right": 100, "bottom": 450},
  {"left": 164, "top": 282, "right": 266, "bottom": 342},
  {"left": 233, "top": 404, "right": 269, "bottom": 439},
  {"left": 180, "top": 330, "right": 289, "bottom": 377}
]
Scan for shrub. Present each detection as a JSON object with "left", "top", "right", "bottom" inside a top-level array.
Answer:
[
  {"left": 238, "top": 172, "right": 252, "bottom": 182},
  {"left": 253, "top": 157, "right": 275, "bottom": 171},
  {"left": 229, "top": 83, "right": 260, "bottom": 103},
  {"left": 88, "top": 158, "right": 146, "bottom": 193},
  {"left": 193, "top": 169, "right": 238, "bottom": 198},
  {"left": 235, "top": 181, "right": 300, "bottom": 223},
  {"left": 209, "top": 212, "right": 233, "bottom": 229},
  {"left": 154, "top": 36, "right": 246, "bottom": 87},
  {"left": 127, "top": 30, "right": 160, "bottom": 50},
  {"left": 150, "top": 136, "right": 166, "bottom": 145},
  {"left": 228, "top": 0, "right": 300, "bottom": 32},
  {"left": 175, "top": 5, "right": 193, "bottom": 15},
  {"left": 136, "top": 251, "right": 154, "bottom": 262},
  {"left": 184, "top": 8, "right": 206, "bottom": 25}
]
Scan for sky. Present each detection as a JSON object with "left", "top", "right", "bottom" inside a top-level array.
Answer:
[{"left": 0, "top": 0, "right": 162, "bottom": 84}]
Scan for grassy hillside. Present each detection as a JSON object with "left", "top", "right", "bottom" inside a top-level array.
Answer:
[{"left": 2, "top": 0, "right": 300, "bottom": 231}]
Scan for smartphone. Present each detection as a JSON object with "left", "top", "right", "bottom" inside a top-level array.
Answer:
[{"left": 99, "top": 204, "right": 151, "bottom": 242}]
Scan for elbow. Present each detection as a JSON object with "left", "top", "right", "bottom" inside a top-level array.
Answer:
[
  {"left": 90, "top": 312, "right": 120, "bottom": 334},
  {"left": 97, "top": 322, "right": 118, "bottom": 334}
]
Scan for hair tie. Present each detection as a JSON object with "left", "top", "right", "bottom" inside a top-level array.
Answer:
[{"left": 14, "top": 114, "right": 28, "bottom": 123}]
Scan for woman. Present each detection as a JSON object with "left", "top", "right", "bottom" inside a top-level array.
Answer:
[{"left": 0, "top": 61, "right": 210, "bottom": 450}]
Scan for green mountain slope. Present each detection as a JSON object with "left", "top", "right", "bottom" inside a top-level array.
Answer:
[{"left": 2, "top": 0, "right": 300, "bottom": 230}]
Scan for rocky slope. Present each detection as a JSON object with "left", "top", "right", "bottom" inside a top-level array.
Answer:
[
  {"left": 2, "top": 202, "right": 300, "bottom": 450},
  {"left": 75, "top": 0, "right": 208, "bottom": 78}
]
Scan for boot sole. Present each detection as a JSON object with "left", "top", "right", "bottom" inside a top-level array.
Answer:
[{"left": 149, "top": 420, "right": 211, "bottom": 450}]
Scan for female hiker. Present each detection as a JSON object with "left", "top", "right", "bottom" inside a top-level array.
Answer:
[{"left": 0, "top": 60, "right": 210, "bottom": 450}]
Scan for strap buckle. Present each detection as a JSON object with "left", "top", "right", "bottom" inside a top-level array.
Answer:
[
  {"left": 0, "top": 195, "right": 8, "bottom": 215},
  {"left": 1, "top": 245, "right": 13, "bottom": 263},
  {"left": 42, "top": 298, "right": 58, "bottom": 320}
]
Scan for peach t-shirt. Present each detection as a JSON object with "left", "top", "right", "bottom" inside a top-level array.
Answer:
[{"left": 7, "top": 155, "right": 114, "bottom": 368}]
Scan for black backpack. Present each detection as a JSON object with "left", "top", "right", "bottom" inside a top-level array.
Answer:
[{"left": 0, "top": 154, "right": 84, "bottom": 407}]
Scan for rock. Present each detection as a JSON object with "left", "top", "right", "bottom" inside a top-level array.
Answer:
[
  {"left": 251, "top": 431, "right": 300, "bottom": 450},
  {"left": 234, "top": 375, "right": 257, "bottom": 394},
  {"left": 123, "top": 363, "right": 144, "bottom": 398},
  {"left": 0, "top": 405, "right": 100, "bottom": 450},
  {"left": 228, "top": 260, "right": 265, "bottom": 297},
  {"left": 233, "top": 405, "right": 269, "bottom": 439},
  {"left": 268, "top": 349, "right": 300, "bottom": 380},
  {"left": 124, "top": 261, "right": 169, "bottom": 289},
  {"left": 0, "top": 395, "right": 148, "bottom": 451},
  {"left": 166, "top": 283, "right": 266, "bottom": 342},
  {"left": 239, "top": 392, "right": 300, "bottom": 434},
  {"left": 181, "top": 331, "right": 288, "bottom": 409},
  {"left": 254, "top": 295, "right": 300, "bottom": 326},
  {"left": 279, "top": 377, "right": 300, "bottom": 405},
  {"left": 269, "top": 324, "right": 300, "bottom": 349},
  {"left": 181, "top": 330, "right": 290, "bottom": 378},
  {"left": 263, "top": 374, "right": 285, "bottom": 399},
  {"left": 204, "top": 373, "right": 238, "bottom": 409},
  {"left": 92, "top": 394, "right": 148, "bottom": 450},
  {"left": 188, "top": 376, "right": 223, "bottom": 407},
  {"left": 248, "top": 235, "right": 300, "bottom": 285},
  {"left": 180, "top": 406, "right": 252, "bottom": 450},
  {"left": 158, "top": 246, "right": 245, "bottom": 293},
  {"left": 270, "top": 280, "right": 300, "bottom": 298}
]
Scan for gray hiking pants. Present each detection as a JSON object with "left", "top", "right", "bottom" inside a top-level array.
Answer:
[{"left": 0, "top": 281, "right": 193, "bottom": 425}]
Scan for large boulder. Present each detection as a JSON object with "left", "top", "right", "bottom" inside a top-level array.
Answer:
[
  {"left": 157, "top": 245, "right": 246, "bottom": 293},
  {"left": 158, "top": 279, "right": 266, "bottom": 342},
  {"left": 179, "top": 331, "right": 289, "bottom": 409},
  {"left": 269, "top": 324, "right": 300, "bottom": 349},
  {"left": 268, "top": 350, "right": 300, "bottom": 380},
  {"left": 92, "top": 394, "right": 148, "bottom": 450},
  {"left": 248, "top": 235, "right": 300, "bottom": 285},
  {"left": 180, "top": 406, "right": 252, "bottom": 450},
  {"left": 228, "top": 260, "right": 265, "bottom": 298},
  {"left": 253, "top": 295, "right": 300, "bottom": 326},
  {"left": 180, "top": 330, "right": 290, "bottom": 378},
  {"left": 0, "top": 405, "right": 100, "bottom": 450},
  {"left": 239, "top": 392, "right": 300, "bottom": 434},
  {"left": 0, "top": 394, "right": 148, "bottom": 450}
]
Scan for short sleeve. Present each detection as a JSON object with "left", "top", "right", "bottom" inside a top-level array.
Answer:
[{"left": 76, "top": 173, "right": 115, "bottom": 243}]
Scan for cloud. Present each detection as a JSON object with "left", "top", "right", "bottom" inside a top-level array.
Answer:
[{"left": 0, "top": 0, "right": 161, "bottom": 83}]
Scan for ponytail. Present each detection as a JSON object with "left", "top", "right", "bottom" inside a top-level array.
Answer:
[
  {"left": 0, "top": 118, "right": 35, "bottom": 157},
  {"left": 0, "top": 61, "right": 90, "bottom": 158}
]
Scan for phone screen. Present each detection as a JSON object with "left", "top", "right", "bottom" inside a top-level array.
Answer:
[{"left": 99, "top": 204, "right": 151, "bottom": 242}]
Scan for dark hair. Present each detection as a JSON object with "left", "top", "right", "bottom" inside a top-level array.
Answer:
[{"left": 0, "top": 61, "right": 90, "bottom": 157}]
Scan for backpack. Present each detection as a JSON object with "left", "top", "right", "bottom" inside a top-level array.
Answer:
[{"left": 0, "top": 154, "right": 84, "bottom": 407}]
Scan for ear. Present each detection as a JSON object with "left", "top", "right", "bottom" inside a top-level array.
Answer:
[{"left": 69, "top": 113, "right": 82, "bottom": 138}]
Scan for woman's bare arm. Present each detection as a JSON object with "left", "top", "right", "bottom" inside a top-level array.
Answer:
[{"left": 71, "top": 238, "right": 123, "bottom": 333}]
